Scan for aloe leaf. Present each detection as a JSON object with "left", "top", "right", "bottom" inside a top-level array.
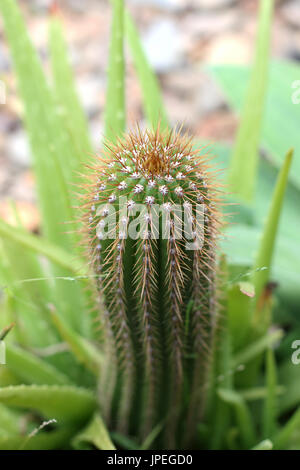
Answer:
[
  {"left": 0, "top": 404, "right": 21, "bottom": 436},
  {"left": 228, "top": 0, "right": 274, "bottom": 200},
  {"left": 231, "top": 329, "right": 283, "bottom": 370},
  {"left": 0, "top": 218, "right": 86, "bottom": 275},
  {"left": 263, "top": 348, "right": 278, "bottom": 437},
  {"left": 105, "top": 0, "right": 125, "bottom": 143},
  {"left": 0, "top": 0, "right": 75, "bottom": 246},
  {"left": 50, "top": 311, "right": 103, "bottom": 375},
  {"left": 72, "top": 413, "right": 115, "bottom": 450},
  {"left": 49, "top": 14, "right": 93, "bottom": 158},
  {"left": 0, "top": 0, "right": 90, "bottom": 334},
  {"left": 124, "top": 11, "right": 169, "bottom": 130},
  {"left": 0, "top": 426, "right": 75, "bottom": 451},
  {"left": 218, "top": 388, "right": 256, "bottom": 448},
  {"left": 252, "top": 149, "right": 293, "bottom": 305},
  {"left": 0, "top": 385, "right": 96, "bottom": 423},
  {"left": 5, "top": 343, "right": 72, "bottom": 386}
]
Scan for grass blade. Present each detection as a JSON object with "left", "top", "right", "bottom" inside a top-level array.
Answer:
[
  {"left": 218, "top": 388, "right": 256, "bottom": 448},
  {"left": 105, "top": 0, "right": 125, "bottom": 143},
  {"left": 252, "top": 149, "right": 293, "bottom": 305},
  {"left": 125, "top": 11, "right": 169, "bottom": 130},
  {"left": 263, "top": 348, "right": 278, "bottom": 437},
  {"left": 72, "top": 413, "right": 115, "bottom": 450},
  {"left": 0, "top": 218, "right": 86, "bottom": 275},
  {"left": 231, "top": 329, "right": 283, "bottom": 370},
  {"left": 50, "top": 311, "right": 103, "bottom": 375},
  {"left": 5, "top": 343, "right": 72, "bottom": 386},
  {"left": 228, "top": 0, "right": 274, "bottom": 200},
  {"left": 273, "top": 407, "right": 300, "bottom": 449}
]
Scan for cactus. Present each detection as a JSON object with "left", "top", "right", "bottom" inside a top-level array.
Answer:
[{"left": 83, "top": 127, "right": 221, "bottom": 447}]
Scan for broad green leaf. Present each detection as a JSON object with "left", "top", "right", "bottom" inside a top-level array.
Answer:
[
  {"left": 105, "top": 0, "right": 125, "bottom": 143},
  {"left": 222, "top": 224, "right": 300, "bottom": 312},
  {"left": 0, "top": 385, "right": 96, "bottom": 423},
  {"left": 50, "top": 311, "right": 103, "bottom": 375},
  {"left": 49, "top": 15, "right": 93, "bottom": 159},
  {"left": 125, "top": 11, "right": 169, "bottom": 130},
  {"left": 263, "top": 348, "right": 278, "bottom": 437},
  {"left": 218, "top": 388, "right": 256, "bottom": 448},
  {"left": 252, "top": 149, "right": 293, "bottom": 303},
  {"left": 72, "top": 413, "right": 115, "bottom": 450},
  {"left": 228, "top": 0, "right": 274, "bottom": 200},
  {"left": 210, "top": 61, "right": 300, "bottom": 191},
  {"left": 5, "top": 343, "right": 72, "bottom": 386}
]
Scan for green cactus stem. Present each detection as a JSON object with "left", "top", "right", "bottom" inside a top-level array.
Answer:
[{"left": 82, "top": 127, "right": 221, "bottom": 447}]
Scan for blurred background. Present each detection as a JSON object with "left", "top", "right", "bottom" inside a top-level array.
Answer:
[{"left": 0, "top": 0, "right": 298, "bottom": 231}]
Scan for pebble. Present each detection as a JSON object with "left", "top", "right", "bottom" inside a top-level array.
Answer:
[
  {"left": 142, "top": 19, "right": 183, "bottom": 72},
  {"left": 281, "top": 1, "right": 300, "bottom": 29}
]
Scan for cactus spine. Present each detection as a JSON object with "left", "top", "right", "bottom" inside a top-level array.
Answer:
[{"left": 83, "top": 127, "right": 221, "bottom": 447}]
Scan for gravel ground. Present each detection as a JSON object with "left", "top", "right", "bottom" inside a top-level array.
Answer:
[{"left": 0, "top": 0, "right": 299, "bottom": 230}]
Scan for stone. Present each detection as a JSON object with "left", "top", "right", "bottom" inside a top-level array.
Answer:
[
  {"left": 281, "top": 1, "right": 300, "bottom": 29},
  {"left": 6, "top": 129, "right": 31, "bottom": 167},
  {"left": 142, "top": 19, "right": 183, "bottom": 72},
  {"left": 205, "top": 33, "right": 252, "bottom": 65}
]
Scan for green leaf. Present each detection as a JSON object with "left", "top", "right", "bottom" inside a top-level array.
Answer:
[
  {"left": 228, "top": 0, "right": 274, "bottom": 200},
  {"left": 251, "top": 439, "right": 273, "bottom": 450},
  {"left": 49, "top": 14, "right": 93, "bottom": 158},
  {"left": 0, "top": 426, "right": 75, "bottom": 451},
  {"left": 278, "top": 360, "right": 300, "bottom": 413},
  {"left": 252, "top": 149, "right": 293, "bottom": 304},
  {"left": 0, "top": 0, "right": 90, "bottom": 334},
  {"left": 273, "top": 407, "right": 300, "bottom": 450},
  {"left": 210, "top": 61, "right": 300, "bottom": 191},
  {"left": 5, "top": 343, "right": 72, "bottom": 386},
  {"left": 72, "top": 413, "right": 115, "bottom": 450},
  {"left": 0, "top": 404, "right": 21, "bottom": 436},
  {"left": 125, "top": 11, "right": 169, "bottom": 130},
  {"left": 227, "top": 281, "right": 255, "bottom": 351},
  {"left": 231, "top": 329, "right": 283, "bottom": 370},
  {"left": 0, "top": 218, "right": 86, "bottom": 275},
  {"left": 105, "top": 0, "right": 125, "bottom": 143},
  {"left": 0, "top": 0, "right": 76, "bottom": 246},
  {"left": 263, "top": 348, "right": 278, "bottom": 437},
  {"left": 218, "top": 388, "right": 256, "bottom": 448},
  {"left": 50, "top": 311, "right": 103, "bottom": 375},
  {"left": 0, "top": 385, "right": 96, "bottom": 423}
]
